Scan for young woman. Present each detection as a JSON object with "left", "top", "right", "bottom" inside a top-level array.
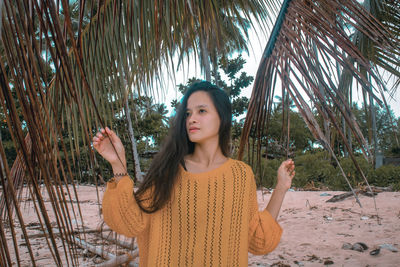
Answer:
[{"left": 93, "top": 81, "right": 295, "bottom": 267}]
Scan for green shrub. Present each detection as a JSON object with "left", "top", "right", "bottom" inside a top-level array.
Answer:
[
  {"left": 255, "top": 152, "right": 400, "bottom": 191},
  {"left": 258, "top": 158, "right": 281, "bottom": 188},
  {"left": 368, "top": 165, "right": 400, "bottom": 190},
  {"left": 337, "top": 156, "right": 373, "bottom": 190},
  {"left": 257, "top": 151, "right": 337, "bottom": 189},
  {"left": 292, "top": 151, "right": 337, "bottom": 189}
]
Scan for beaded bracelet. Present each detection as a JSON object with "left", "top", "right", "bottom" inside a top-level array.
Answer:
[{"left": 114, "top": 172, "right": 128, "bottom": 177}]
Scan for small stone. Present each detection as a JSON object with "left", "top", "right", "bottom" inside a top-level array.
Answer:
[
  {"left": 352, "top": 242, "right": 368, "bottom": 252},
  {"left": 370, "top": 248, "right": 380, "bottom": 256},
  {"left": 320, "top": 193, "right": 331, "bottom": 196},
  {"left": 356, "top": 242, "right": 369, "bottom": 250},
  {"left": 352, "top": 243, "right": 364, "bottom": 252},
  {"left": 380, "top": 243, "right": 398, "bottom": 252},
  {"left": 342, "top": 242, "right": 353, "bottom": 250},
  {"left": 361, "top": 216, "right": 369, "bottom": 220},
  {"left": 306, "top": 254, "right": 320, "bottom": 261},
  {"left": 324, "top": 260, "right": 334, "bottom": 265}
]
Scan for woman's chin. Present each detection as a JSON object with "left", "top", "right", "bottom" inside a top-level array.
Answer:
[
  {"left": 189, "top": 137, "right": 200, "bottom": 143},
  {"left": 188, "top": 134, "right": 219, "bottom": 144},
  {"left": 188, "top": 135, "right": 205, "bottom": 143}
]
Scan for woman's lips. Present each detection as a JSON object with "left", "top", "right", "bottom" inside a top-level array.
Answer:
[{"left": 189, "top": 127, "right": 200, "bottom": 133}]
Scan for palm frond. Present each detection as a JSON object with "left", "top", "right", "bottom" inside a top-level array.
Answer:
[
  {"left": 0, "top": 0, "right": 280, "bottom": 265},
  {"left": 238, "top": 0, "right": 399, "bottom": 198}
]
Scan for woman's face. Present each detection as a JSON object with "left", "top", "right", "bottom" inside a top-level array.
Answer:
[{"left": 185, "top": 91, "right": 221, "bottom": 144}]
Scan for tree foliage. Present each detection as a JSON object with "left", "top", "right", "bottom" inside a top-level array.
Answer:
[
  {"left": 174, "top": 55, "right": 253, "bottom": 119},
  {"left": 324, "top": 103, "right": 400, "bottom": 156}
]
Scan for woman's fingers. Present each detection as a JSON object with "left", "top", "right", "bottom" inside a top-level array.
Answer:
[
  {"left": 92, "top": 128, "right": 109, "bottom": 149},
  {"left": 105, "top": 127, "right": 113, "bottom": 138},
  {"left": 92, "top": 128, "right": 124, "bottom": 159},
  {"left": 92, "top": 136, "right": 99, "bottom": 145},
  {"left": 105, "top": 127, "right": 119, "bottom": 144},
  {"left": 93, "top": 134, "right": 103, "bottom": 143},
  {"left": 288, "top": 164, "right": 294, "bottom": 172},
  {"left": 281, "top": 160, "right": 293, "bottom": 168},
  {"left": 282, "top": 159, "right": 295, "bottom": 176},
  {"left": 96, "top": 133, "right": 103, "bottom": 141}
]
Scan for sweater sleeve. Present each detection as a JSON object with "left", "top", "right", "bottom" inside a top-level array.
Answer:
[
  {"left": 247, "top": 170, "right": 283, "bottom": 255},
  {"left": 102, "top": 176, "right": 149, "bottom": 237}
]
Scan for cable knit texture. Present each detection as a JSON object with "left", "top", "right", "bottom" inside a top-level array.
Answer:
[{"left": 102, "top": 158, "right": 282, "bottom": 266}]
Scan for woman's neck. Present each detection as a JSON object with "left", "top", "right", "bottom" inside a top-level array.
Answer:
[{"left": 185, "top": 140, "right": 227, "bottom": 170}]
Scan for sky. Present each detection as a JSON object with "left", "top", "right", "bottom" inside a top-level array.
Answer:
[{"left": 156, "top": 25, "right": 400, "bottom": 119}]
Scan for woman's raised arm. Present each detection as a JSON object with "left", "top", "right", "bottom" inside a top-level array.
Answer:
[
  {"left": 266, "top": 159, "right": 295, "bottom": 219},
  {"left": 93, "top": 127, "right": 127, "bottom": 181},
  {"left": 93, "top": 127, "right": 149, "bottom": 237}
]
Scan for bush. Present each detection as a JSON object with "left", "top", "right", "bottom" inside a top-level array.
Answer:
[
  {"left": 258, "top": 158, "right": 281, "bottom": 188},
  {"left": 368, "top": 165, "right": 400, "bottom": 190},
  {"left": 292, "top": 151, "right": 336, "bottom": 189},
  {"left": 388, "top": 146, "right": 400, "bottom": 156},
  {"left": 256, "top": 152, "right": 400, "bottom": 191},
  {"left": 337, "top": 156, "right": 373, "bottom": 190},
  {"left": 257, "top": 151, "right": 337, "bottom": 189}
]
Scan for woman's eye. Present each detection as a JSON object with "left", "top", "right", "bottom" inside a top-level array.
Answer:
[{"left": 199, "top": 109, "right": 206, "bottom": 113}]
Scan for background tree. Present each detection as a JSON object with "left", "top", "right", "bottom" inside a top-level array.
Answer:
[
  {"left": 268, "top": 102, "right": 314, "bottom": 155},
  {"left": 177, "top": 1, "right": 257, "bottom": 81},
  {"left": 354, "top": 103, "right": 399, "bottom": 155},
  {"left": 174, "top": 55, "right": 253, "bottom": 117},
  {"left": 106, "top": 95, "right": 169, "bottom": 174}
]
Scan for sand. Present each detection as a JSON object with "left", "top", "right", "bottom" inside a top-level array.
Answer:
[
  {"left": 249, "top": 190, "right": 400, "bottom": 267},
  {"left": 5, "top": 185, "right": 400, "bottom": 267}
]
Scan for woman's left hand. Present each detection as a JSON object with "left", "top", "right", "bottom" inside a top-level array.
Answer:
[
  {"left": 266, "top": 159, "right": 296, "bottom": 219},
  {"left": 276, "top": 159, "right": 295, "bottom": 191}
]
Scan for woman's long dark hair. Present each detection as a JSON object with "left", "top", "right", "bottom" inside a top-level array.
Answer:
[{"left": 135, "top": 81, "right": 232, "bottom": 213}]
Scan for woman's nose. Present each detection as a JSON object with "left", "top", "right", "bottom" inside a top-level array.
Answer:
[{"left": 188, "top": 113, "right": 198, "bottom": 123}]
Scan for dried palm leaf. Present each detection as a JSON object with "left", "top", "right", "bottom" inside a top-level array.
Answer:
[
  {"left": 238, "top": 0, "right": 399, "bottom": 208},
  {"left": 0, "top": 0, "right": 280, "bottom": 265}
]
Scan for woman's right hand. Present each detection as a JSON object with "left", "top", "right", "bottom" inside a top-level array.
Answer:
[{"left": 93, "top": 127, "right": 127, "bottom": 172}]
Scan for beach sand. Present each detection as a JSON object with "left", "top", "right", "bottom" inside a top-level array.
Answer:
[
  {"left": 5, "top": 185, "right": 400, "bottom": 266},
  {"left": 249, "top": 190, "right": 400, "bottom": 267}
]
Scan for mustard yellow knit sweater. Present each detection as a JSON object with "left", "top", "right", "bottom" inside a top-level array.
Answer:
[{"left": 102, "top": 158, "right": 282, "bottom": 267}]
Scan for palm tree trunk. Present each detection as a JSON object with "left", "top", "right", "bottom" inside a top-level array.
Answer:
[
  {"left": 212, "top": 52, "right": 218, "bottom": 86},
  {"left": 368, "top": 74, "right": 379, "bottom": 168},
  {"left": 124, "top": 97, "right": 143, "bottom": 183},
  {"left": 335, "top": 47, "right": 347, "bottom": 157},
  {"left": 335, "top": 50, "right": 349, "bottom": 157},
  {"left": 342, "top": 116, "right": 347, "bottom": 156},
  {"left": 199, "top": 29, "right": 211, "bottom": 81},
  {"left": 0, "top": 2, "right": 3, "bottom": 35}
]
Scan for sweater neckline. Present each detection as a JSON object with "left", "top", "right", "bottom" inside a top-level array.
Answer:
[{"left": 180, "top": 158, "right": 232, "bottom": 178}]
